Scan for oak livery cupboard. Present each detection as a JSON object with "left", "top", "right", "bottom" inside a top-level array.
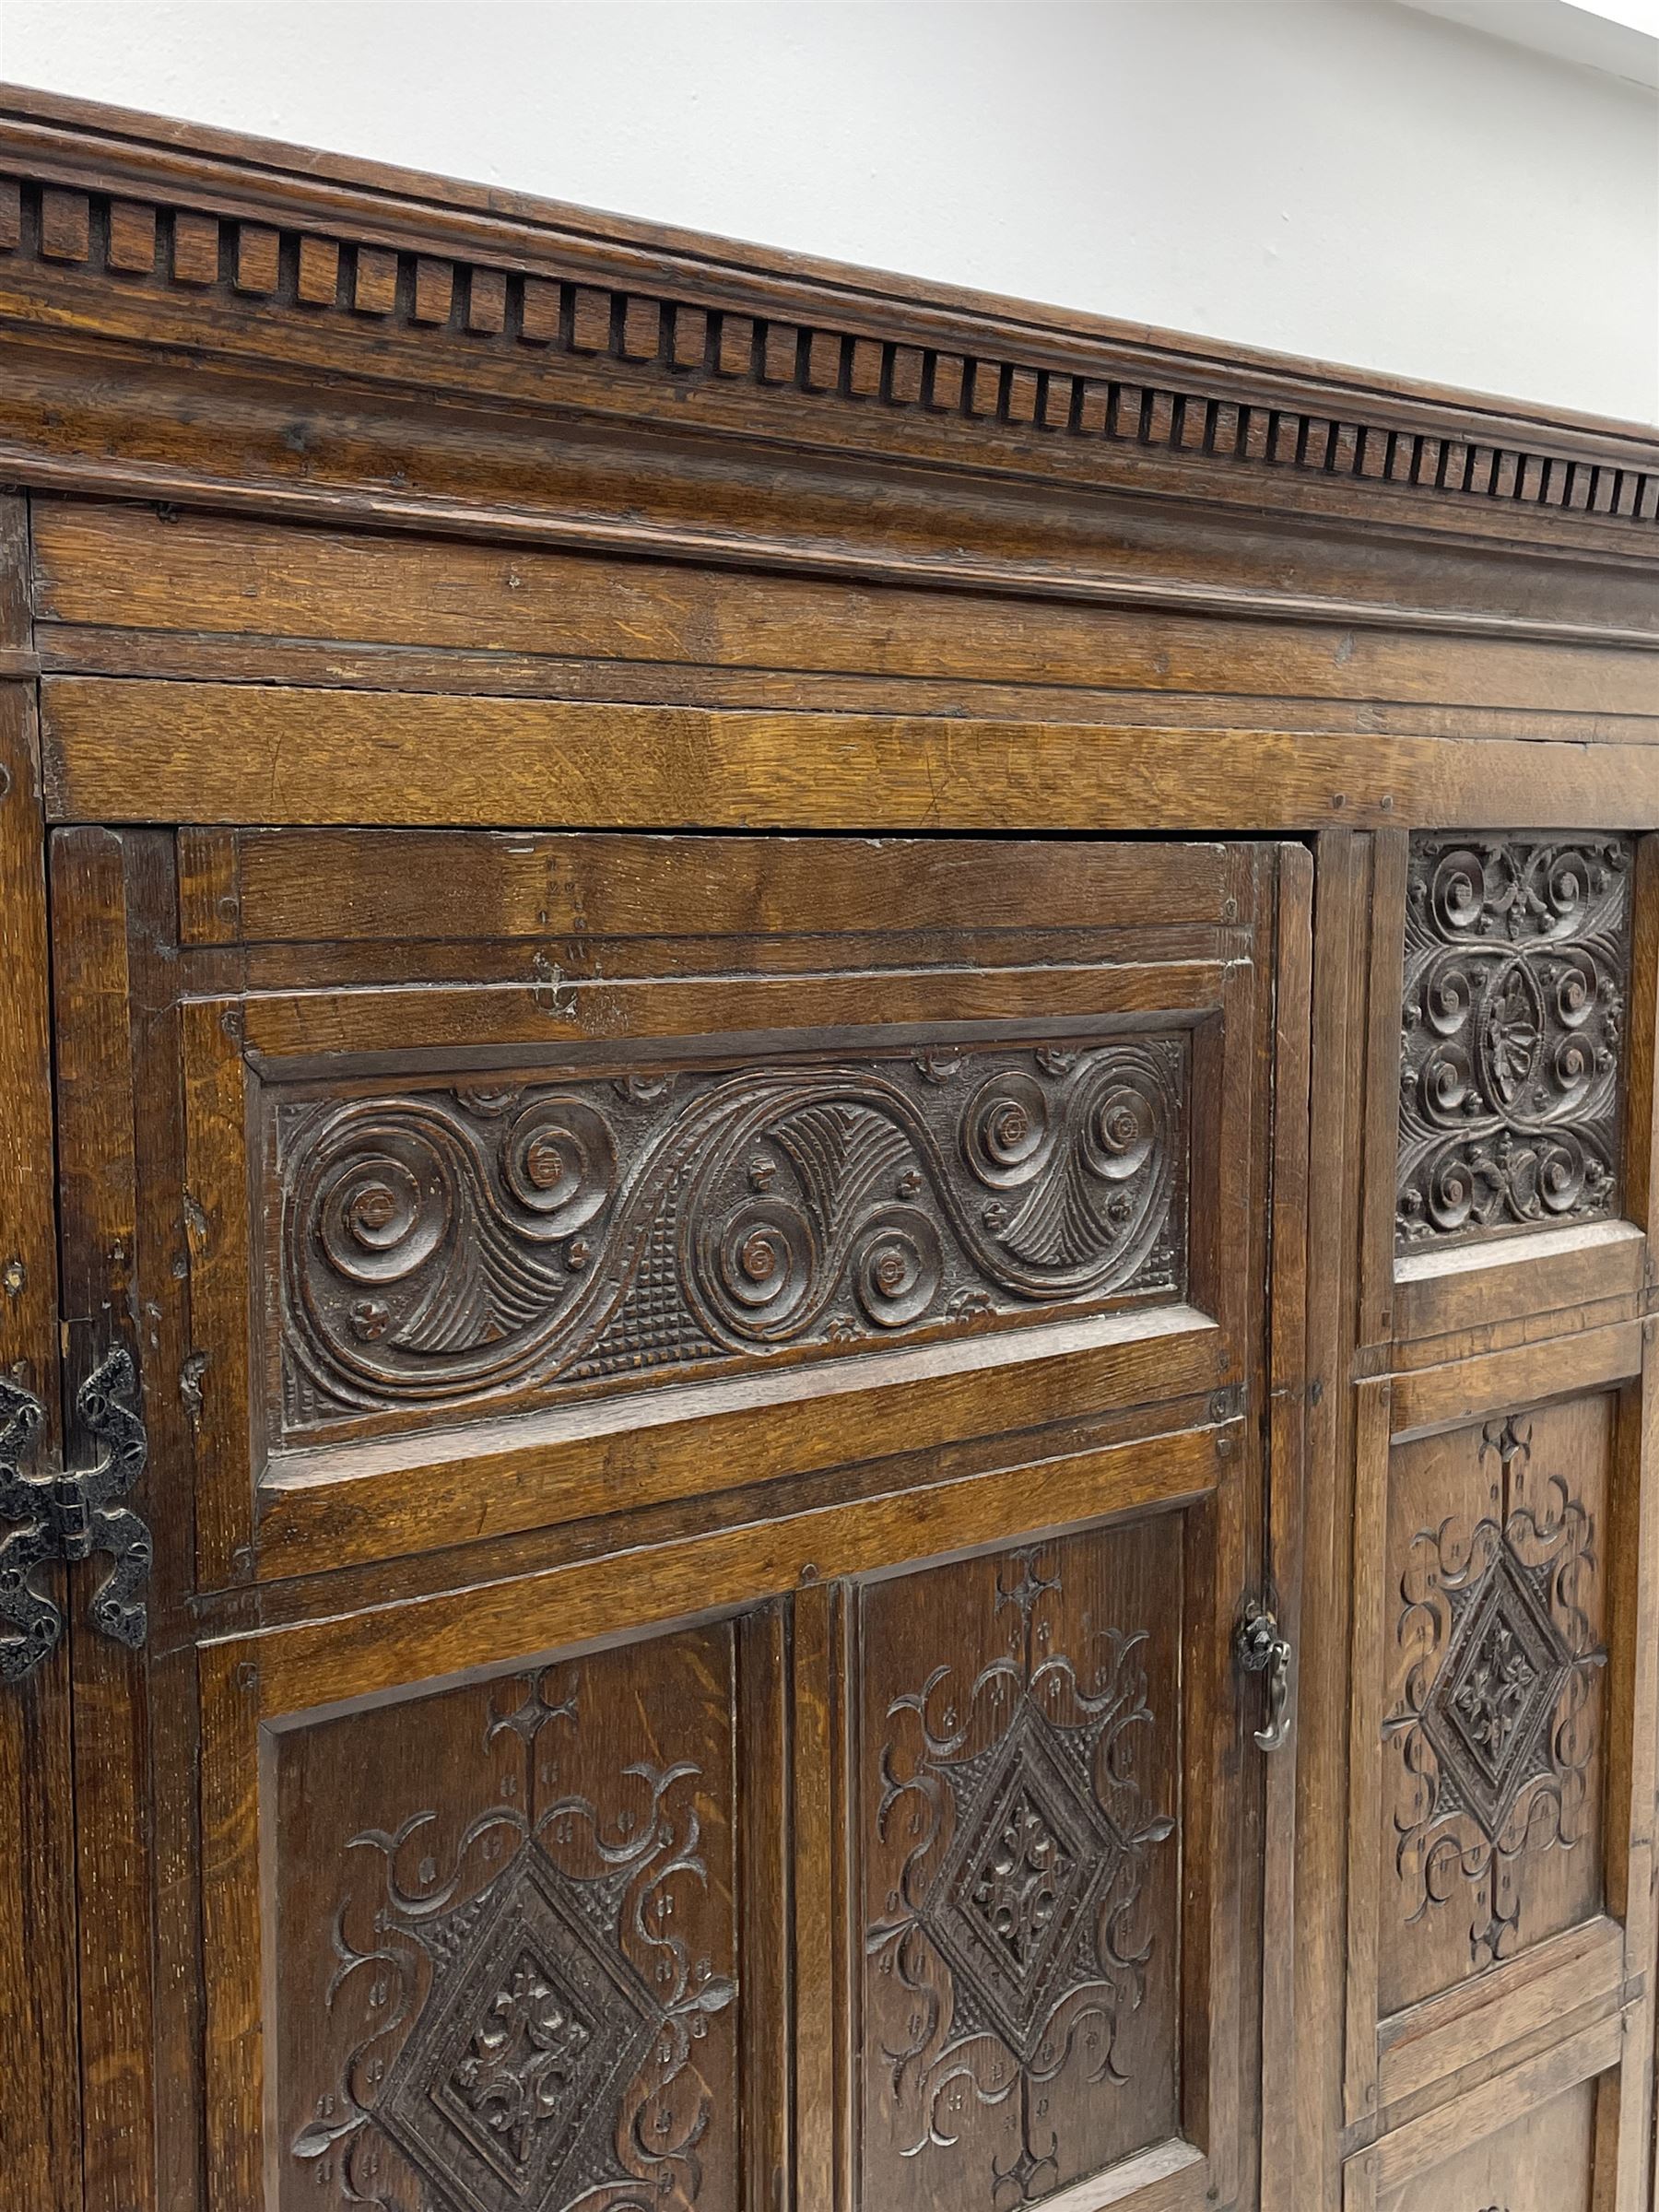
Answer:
[{"left": 0, "top": 84, "right": 1655, "bottom": 2212}]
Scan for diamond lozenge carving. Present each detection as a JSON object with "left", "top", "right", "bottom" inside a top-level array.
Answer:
[
  {"left": 867, "top": 1546, "right": 1174, "bottom": 2205},
  {"left": 378, "top": 1842, "right": 655, "bottom": 2207},
  {"left": 1385, "top": 1419, "right": 1606, "bottom": 1969},
  {"left": 292, "top": 1665, "right": 735, "bottom": 2211}
]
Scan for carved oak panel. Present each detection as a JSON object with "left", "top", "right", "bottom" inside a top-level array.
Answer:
[
  {"left": 1379, "top": 1396, "right": 1610, "bottom": 2016},
  {"left": 272, "top": 1035, "right": 1187, "bottom": 1441},
  {"left": 859, "top": 1519, "right": 1182, "bottom": 2208},
  {"left": 276, "top": 1622, "right": 739, "bottom": 2212},
  {"left": 1397, "top": 834, "right": 1631, "bottom": 1249}
]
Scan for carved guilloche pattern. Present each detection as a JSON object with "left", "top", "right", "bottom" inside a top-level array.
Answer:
[
  {"left": 276, "top": 1037, "right": 1186, "bottom": 1435},
  {"left": 1397, "top": 835, "right": 1631, "bottom": 1249}
]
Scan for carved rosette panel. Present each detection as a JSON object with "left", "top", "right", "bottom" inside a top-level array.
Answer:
[
  {"left": 1384, "top": 1418, "right": 1606, "bottom": 1982},
  {"left": 282, "top": 1629, "right": 737, "bottom": 2212},
  {"left": 276, "top": 1037, "right": 1186, "bottom": 1438},
  {"left": 1397, "top": 834, "right": 1631, "bottom": 1249},
  {"left": 862, "top": 1527, "right": 1179, "bottom": 2206}
]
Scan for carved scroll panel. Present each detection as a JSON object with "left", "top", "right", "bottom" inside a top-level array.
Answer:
[
  {"left": 1379, "top": 1395, "right": 1610, "bottom": 2018},
  {"left": 1397, "top": 834, "right": 1632, "bottom": 1250},
  {"left": 272, "top": 1035, "right": 1188, "bottom": 1441},
  {"left": 276, "top": 1621, "right": 739, "bottom": 2212},
  {"left": 858, "top": 1519, "right": 1182, "bottom": 2208}
]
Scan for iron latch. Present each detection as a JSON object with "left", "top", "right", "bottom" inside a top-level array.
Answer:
[
  {"left": 0, "top": 1346, "right": 150, "bottom": 1684},
  {"left": 1235, "top": 1597, "right": 1294, "bottom": 1752}
]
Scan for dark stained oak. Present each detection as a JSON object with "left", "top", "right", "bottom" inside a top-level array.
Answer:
[
  {"left": 0, "top": 84, "right": 1653, "bottom": 2212},
  {"left": 856, "top": 1523, "right": 1184, "bottom": 2206},
  {"left": 273, "top": 1624, "right": 747, "bottom": 2212},
  {"left": 0, "top": 500, "right": 80, "bottom": 2212}
]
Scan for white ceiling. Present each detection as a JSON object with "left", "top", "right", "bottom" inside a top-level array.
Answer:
[{"left": 1398, "top": 0, "right": 1659, "bottom": 89}]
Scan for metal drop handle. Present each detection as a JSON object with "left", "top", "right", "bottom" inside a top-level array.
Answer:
[
  {"left": 1236, "top": 1599, "right": 1294, "bottom": 1752},
  {"left": 0, "top": 1346, "right": 151, "bottom": 1684}
]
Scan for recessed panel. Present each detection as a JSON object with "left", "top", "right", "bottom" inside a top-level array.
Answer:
[
  {"left": 858, "top": 1518, "right": 1183, "bottom": 2208},
  {"left": 1379, "top": 1395, "right": 1611, "bottom": 2017},
  {"left": 1376, "top": 2075, "right": 1597, "bottom": 2212},
  {"left": 270, "top": 1034, "right": 1189, "bottom": 1444},
  {"left": 1397, "top": 833, "right": 1631, "bottom": 1251},
  {"left": 274, "top": 1622, "right": 740, "bottom": 2212}
]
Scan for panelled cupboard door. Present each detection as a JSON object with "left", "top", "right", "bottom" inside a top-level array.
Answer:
[
  {"left": 48, "top": 829, "right": 1307, "bottom": 2212},
  {"left": 1336, "top": 832, "right": 1659, "bottom": 2212}
]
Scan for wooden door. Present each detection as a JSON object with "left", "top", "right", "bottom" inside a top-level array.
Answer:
[
  {"left": 1327, "top": 832, "right": 1659, "bottom": 2212},
  {"left": 45, "top": 826, "right": 1308, "bottom": 2212}
]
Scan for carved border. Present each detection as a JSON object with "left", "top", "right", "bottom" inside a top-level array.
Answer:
[{"left": 0, "top": 90, "right": 1655, "bottom": 547}]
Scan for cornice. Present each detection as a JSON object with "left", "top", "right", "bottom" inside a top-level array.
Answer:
[{"left": 0, "top": 82, "right": 1655, "bottom": 564}]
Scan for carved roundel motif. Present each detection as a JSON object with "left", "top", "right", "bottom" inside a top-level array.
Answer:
[
  {"left": 1397, "top": 835, "right": 1631, "bottom": 1249},
  {"left": 277, "top": 1037, "right": 1186, "bottom": 1438}
]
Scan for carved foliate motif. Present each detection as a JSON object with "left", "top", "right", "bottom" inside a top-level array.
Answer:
[
  {"left": 1385, "top": 1420, "right": 1606, "bottom": 1970},
  {"left": 292, "top": 1666, "right": 734, "bottom": 2211},
  {"left": 1397, "top": 835, "right": 1630, "bottom": 1248},
  {"left": 867, "top": 1546, "right": 1174, "bottom": 2206},
  {"left": 277, "top": 1038, "right": 1185, "bottom": 1436}
]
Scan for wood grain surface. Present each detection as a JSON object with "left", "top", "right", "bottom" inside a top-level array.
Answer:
[{"left": 1, "top": 82, "right": 1656, "bottom": 2212}]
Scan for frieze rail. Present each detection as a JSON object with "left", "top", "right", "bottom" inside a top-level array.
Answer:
[{"left": 277, "top": 1036, "right": 1186, "bottom": 1436}]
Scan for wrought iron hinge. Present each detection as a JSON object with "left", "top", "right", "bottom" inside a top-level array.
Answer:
[
  {"left": 1235, "top": 1597, "right": 1294, "bottom": 1753},
  {"left": 0, "top": 1346, "right": 150, "bottom": 1684}
]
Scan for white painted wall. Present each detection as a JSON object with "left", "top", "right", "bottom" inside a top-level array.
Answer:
[{"left": 2, "top": 0, "right": 1654, "bottom": 422}]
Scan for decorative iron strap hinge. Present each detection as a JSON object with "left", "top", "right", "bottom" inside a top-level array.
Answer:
[{"left": 0, "top": 1346, "right": 150, "bottom": 1684}]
